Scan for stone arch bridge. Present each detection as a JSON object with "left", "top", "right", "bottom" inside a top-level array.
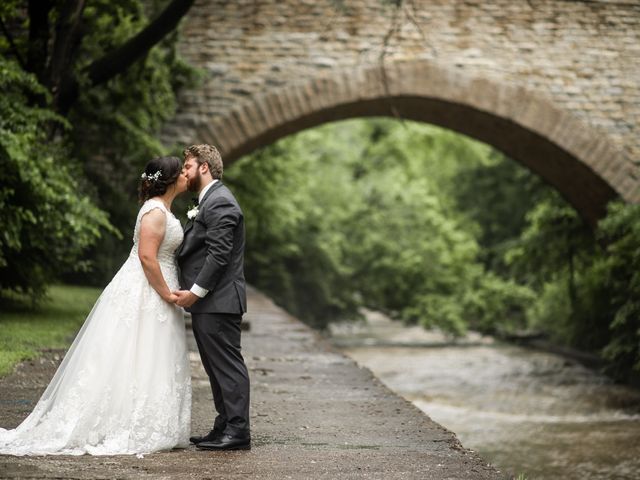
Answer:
[{"left": 162, "top": 0, "right": 640, "bottom": 226}]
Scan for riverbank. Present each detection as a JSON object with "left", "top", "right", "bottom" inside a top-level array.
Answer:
[{"left": 0, "top": 287, "right": 501, "bottom": 479}]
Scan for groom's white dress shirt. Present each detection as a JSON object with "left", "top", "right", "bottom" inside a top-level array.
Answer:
[{"left": 189, "top": 179, "right": 218, "bottom": 298}]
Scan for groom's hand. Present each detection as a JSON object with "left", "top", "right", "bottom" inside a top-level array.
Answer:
[{"left": 173, "top": 290, "right": 198, "bottom": 308}]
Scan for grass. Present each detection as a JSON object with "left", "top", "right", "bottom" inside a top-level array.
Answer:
[{"left": 0, "top": 284, "right": 102, "bottom": 377}]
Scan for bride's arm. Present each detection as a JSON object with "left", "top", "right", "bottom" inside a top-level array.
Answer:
[{"left": 138, "top": 209, "right": 177, "bottom": 303}]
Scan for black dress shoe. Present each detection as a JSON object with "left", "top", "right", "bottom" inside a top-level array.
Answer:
[
  {"left": 189, "top": 429, "right": 223, "bottom": 445},
  {"left": 196, "top": 433, "right": 251, "bottom": 451}
]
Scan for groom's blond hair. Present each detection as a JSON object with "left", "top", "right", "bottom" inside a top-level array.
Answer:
[{"left": 183, "top": 144, "right": 223, "bottom": 179}]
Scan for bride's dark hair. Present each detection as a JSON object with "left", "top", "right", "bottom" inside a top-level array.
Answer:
[{"left": 138, "top": 156, "right": 182, "bottom": 204}]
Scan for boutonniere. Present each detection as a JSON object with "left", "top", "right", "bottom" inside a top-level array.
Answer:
[{"left": 187, "top": 204, "right": 199, "bottom": 220}]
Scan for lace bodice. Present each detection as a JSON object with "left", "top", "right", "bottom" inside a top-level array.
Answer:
[{"left": 130, "top": 199, "right": 184, "bottom": 264}]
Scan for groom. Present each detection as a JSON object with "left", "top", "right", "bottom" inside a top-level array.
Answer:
[{"left": 174, "top": 144, "right": 250, "bottom": 451}]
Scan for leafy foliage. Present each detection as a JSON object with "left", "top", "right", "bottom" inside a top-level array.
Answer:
[
  {"left": 66, "top": 1, "right": 200, "bottom": 284},
  {"left": 226, "top": 138, "right": 361, "bottom": 328},
  {"left": 226, "top": 119, "right": 532, "bottom": 334},
  {"left": 228, "top": 117, "right": 640, "bottom": 381},
  {"left": 593, "top": 202, "right": 640, "bottom": 379},
  {"left": 501, "top": 193, "right": 640, "bottom": 381},
  {"left": 452, "top": 153, "right": 547, "bottom": 272},
  {"left": 0, "top": 0, "right": 199, "bottom": 289},
  {"left": 0, "top": 58, "right": 113, "bottom": 297}
]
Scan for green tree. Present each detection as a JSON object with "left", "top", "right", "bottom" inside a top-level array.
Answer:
[
  {"left": 0, "top": 0, "right": 195, "bottom": 115},
  {"left": 64, "top": 1, "right": 199, "bottom": 284},
  {"left": 452, "top": 153, "right": 548, "bottom": 273},
  {"left": 503, "top": 194, "right": 606, "bottom": 348},
  {"left": 228, "top": 116, "right": 640, "bottom": 379},
  {"left": 592, "top": 202, "right": 640, "bottom": 381},
  {"left": 0, "top": 0, "right": 198, "bottom": 291},
  {"left": 505, "top": 194, "right": 594, "bottom": 307},
  {"left": 501, "top": 194, "right": 640, "bottom": 382},
  {"left": 0, "top": 58, "right": 113, "bottom": 297},
  {"left": 227, "top": 118, "right": 533, "bottom": 335},
  {"left": 225, "top": 138, "right": 362, "bottom": 328}
]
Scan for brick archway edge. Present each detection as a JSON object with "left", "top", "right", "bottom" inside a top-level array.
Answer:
[{"left": 193, "top": 60, "right": 639, "bottom": 226}]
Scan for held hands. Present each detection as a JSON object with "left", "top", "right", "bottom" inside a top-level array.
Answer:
[
  {"left": 172, "top": 290, "right": 199, "bottom": 308},
  {"left": 164, "top": 292, "right": 180, "bottom": 304}
]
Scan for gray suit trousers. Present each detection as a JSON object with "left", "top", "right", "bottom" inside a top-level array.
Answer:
[{"left": 191, "top": 312, "right": 250, "bottom": 436}]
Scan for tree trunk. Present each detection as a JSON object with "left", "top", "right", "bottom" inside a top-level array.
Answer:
[
  {"left": 26, "top": 0, "right": 54, "bottom": 85},
  {"left": 48, "top": 0, "right": 86, "bottom": 107},
  {"left": 567, "top": 241, "right": 577, "bottom": 311}
]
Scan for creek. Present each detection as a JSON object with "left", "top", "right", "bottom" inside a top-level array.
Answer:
[{"left": 329, "top": 310, "right": 640, "bottom": 479}]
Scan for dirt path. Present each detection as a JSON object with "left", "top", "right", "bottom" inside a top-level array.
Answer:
[{"left": 1, "top": 287, "right": 503, "bottom": 479}]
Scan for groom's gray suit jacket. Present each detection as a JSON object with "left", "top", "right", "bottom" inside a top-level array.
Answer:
[{"left": 177, "top": 181, "right": 247, "bottom": 314}]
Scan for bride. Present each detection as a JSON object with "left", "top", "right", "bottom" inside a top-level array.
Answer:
[{"left": 0, "top": 156, "right": 191, "bottom": 456}]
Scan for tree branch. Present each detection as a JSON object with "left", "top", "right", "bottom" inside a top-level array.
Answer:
[
  {"left": 57, "top": 0, "right": 195, "bottom": 114},
  {"left": 87, "top": 0, "right": 195, "bottom": 87},
  {"left": 48, "top": 0, "right": 86, "bottom": 98}
]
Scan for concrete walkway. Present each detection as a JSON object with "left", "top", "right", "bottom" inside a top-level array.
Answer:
[{"left": 1, "top": 287, "right": 503, "bottom": 479}]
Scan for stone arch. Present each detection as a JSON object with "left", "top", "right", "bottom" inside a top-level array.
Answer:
[{"left": 193, "top": 60, "right": 639, "bottom": 227}]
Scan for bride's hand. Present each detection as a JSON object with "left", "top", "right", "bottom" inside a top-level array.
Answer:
[
  {"left": 173, "top": 290, "right": 199, "bottom": 308},
  {"left": 164, "top": 292, "right": 179, "bottom": 304}
]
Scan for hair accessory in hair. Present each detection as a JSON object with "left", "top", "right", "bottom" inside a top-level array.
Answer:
[{"left": 141, "top": 170, "right": 162, "bottom": 182}]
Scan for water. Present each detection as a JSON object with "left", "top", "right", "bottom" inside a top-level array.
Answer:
[{"left": 330, "top": 310, "right": 640, "bottom": 480}]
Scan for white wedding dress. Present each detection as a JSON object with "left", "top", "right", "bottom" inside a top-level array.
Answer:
[{"left": 0, "top": 199, "right": 191, "bottom": 456}]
